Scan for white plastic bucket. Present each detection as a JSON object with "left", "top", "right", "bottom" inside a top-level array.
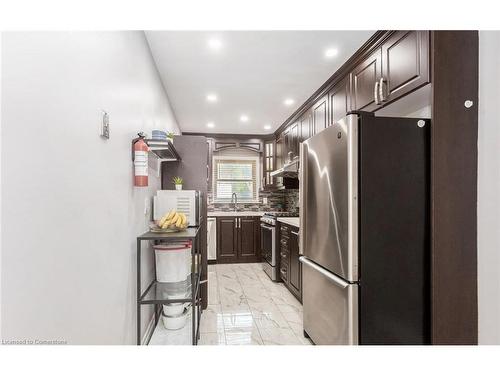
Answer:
[
  {"left": 159, "top": 279, "right": 192, "bottom": 300},
  {"left": 154, "top": 241, "right": 192, "bottom": 283},
  {"left": 162, "top": 308, "right": 190, "bottom": 330},
  {"left": 162, "top": 303, "right": 186, "bottom": 316}
]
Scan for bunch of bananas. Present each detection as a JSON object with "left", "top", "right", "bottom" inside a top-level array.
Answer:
[{"left": 158, "top": 210, "right": 188, "bottom": 230}]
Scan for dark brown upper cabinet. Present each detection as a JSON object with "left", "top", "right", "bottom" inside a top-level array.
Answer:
[
  {"left": 379, "top": 30, "right": 430, "bottom": 105},
  {"left": 263, "top": 140, "right": 276, "bottom": 190},
  {"left": 350, "top": 48, "right": 383, "bottom": 111},
  {"left": 288, "top": 122, "right": 299, "bottom": 159},
  {"left": 282, "top": 126, "right": 299, "bottom": 162},
  {"left": 274, "top": 30, "right": 431, "bottom": 154},
  {"left": 299, "top": 110, "right": 312, "bottom": 143},
  {"left": 329, "top": 76, "right": 351, "bottom": 126},
  {"left": 281, "top": 127, "right": 290, "bottom": 162},
  {"left": 274, "top": 135, "right": 284, "bottom": 188},
  {"left": 312, "top": 94, "right": 328, "bottom": 135}
]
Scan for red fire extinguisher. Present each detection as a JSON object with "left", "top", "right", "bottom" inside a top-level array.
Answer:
[{"left": 133, "top": 134, "right": 149, "bottom": 187}]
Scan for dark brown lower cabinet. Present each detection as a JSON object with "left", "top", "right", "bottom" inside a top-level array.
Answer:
[
  {"left": 216, "top": 217, "right": 238, "bottom": 263},
  {"left": 288, "top": 229, "right": 301, "bottom": 298},
  {"left": 216, "top": 216, "right": 260, "bottom": 263},
  {"left": 279, "top": 223, "right": 302, "bottom": 302},
  {"left": 238, "top": 217, "right": 261, "bottom": 262}
]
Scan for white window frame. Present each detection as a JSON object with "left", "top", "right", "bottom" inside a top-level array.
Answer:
[{"left": 212, "top": 155, "right": 260, "bottom": 203}]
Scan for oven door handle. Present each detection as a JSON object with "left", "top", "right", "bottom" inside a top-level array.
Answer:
[{"left": 260, "top": 223, "right": 274, "bottom": 230}]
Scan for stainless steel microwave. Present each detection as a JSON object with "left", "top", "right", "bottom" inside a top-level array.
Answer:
[{"left": 153, "top": 190, "right": 202, "bottom": 227}]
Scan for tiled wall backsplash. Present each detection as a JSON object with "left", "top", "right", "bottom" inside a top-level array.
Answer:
[
  {"left": 284, "top": 189, "right": 299, "bottom": 214},
  {"left": 208, "top": 189, "right": 299, "bottom": 213}
]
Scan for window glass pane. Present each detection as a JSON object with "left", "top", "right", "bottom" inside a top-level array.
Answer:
[
  {"left": 216, "top": 181, "right": 253, "bottom": 200},
  {"left": 213, "top": 157, "right": 258, "bottom": 201},
  {"left": 217, "top": 162, "right": 253, "bottom": 180}
]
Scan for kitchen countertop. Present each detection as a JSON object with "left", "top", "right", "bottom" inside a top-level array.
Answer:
[
  {"left": 208, "top": 211, "right": 265, "bottom": 217},
  {"left": 277, "top": 217, "right": 299, "bottom": 227}
]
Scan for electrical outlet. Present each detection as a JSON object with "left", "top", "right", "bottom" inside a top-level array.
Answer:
[{"left": 100, "top": 110, "right": 110, "bottom": 139}]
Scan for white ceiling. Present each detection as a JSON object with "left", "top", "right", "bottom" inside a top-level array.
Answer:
[{"left": 145, "top": 31, "right": 374, "bottom": 134}]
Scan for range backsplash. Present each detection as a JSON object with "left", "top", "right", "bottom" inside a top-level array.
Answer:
[
  {"left": 208, "top": 189, "right": 299, "bottom": 213},
  {"left": 284, "top": 189, "right": 299, "bottom": 214}
]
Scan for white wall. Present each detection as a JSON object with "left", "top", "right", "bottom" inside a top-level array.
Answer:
[
  {"left": 478, "top": 31, "right": 500, "bottom": 345},
  {"left": 1, "top": 31, "right": 180, "bottom": 344}
]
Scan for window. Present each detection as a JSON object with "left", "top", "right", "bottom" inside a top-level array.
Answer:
[{"left": 213, "top": 156, "right": 259, "bottom": 202}]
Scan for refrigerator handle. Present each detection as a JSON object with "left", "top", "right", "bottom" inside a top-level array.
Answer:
[
  {"left": 299, "top": 142, "right": 306, "bottom": 255},
  {"left": 299, "top": 256, "right": 350, "bottom": 289}
]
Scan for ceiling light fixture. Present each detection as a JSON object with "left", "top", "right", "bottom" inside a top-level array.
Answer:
[
  {"left": 240, "top": 115, "right": 249, "bottom": 122},
  {"left": 208, "top": 38, "right": 222, "bottom": 50},
  {"left": 284, "top": 98, "right": 295, "bottom": 106},
  {"left": 324, "top": 48, "right": 339, "bottom": 58},
  {"left": 206, "top": 94, "right": 218, "bottom": 102},
  {"left": 206, "top": 122, "right": 215, "bottom": 128},
  {"left": 264, "top": 124, "right": 272, "bottom": 130}
]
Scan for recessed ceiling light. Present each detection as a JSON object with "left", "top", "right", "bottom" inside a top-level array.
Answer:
[
  {"left": 206, "top": 122, "right": 215, "bottom": 128},
  {"left": 206, "top": 94, "right": 218, "bottom": 102},
  {"left": 284, "top": 98, "right": 295, "bottom": 106},
  {"left": 208, "top": 38, "right": 222, "bottom": 50},
  {"left": 240, "top": 115, "right": 249, "bottom": 122},
  {"left": 325, "top": 48, "right": 338, "bottom": 58},
  {"left": 264, "top": 124, "right": 272, "bottom": 130}
]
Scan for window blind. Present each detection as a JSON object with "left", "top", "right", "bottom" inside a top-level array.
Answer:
[{"left": 213, "top": 158, "right": 258, "bottom": 202}]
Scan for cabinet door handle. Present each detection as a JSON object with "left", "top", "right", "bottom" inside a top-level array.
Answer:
[
  {"left": 379, "top": 77, "right": 388, "bottom": 102},
  {"left": 374, "top": 81, "right": 380, "bottom": 105}
]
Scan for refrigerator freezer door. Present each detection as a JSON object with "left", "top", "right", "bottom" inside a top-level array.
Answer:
[
  {"left": 301, "top": 256, "right": 358, "bottom": 345},
  {"left": 300, "top": 114, "right": 359, "bottom": 281}
]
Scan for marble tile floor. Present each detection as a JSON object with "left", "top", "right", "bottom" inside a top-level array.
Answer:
[
  {"left": 149, "top": 263, "right": 312, "bottom": 345},
  {"left": 199, "top": 263, "right": 311, "bottom": 345}
]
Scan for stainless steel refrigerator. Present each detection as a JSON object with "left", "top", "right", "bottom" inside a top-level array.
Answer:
[{"left": 299, "top": 112, "right": 430, "bottom": 345}]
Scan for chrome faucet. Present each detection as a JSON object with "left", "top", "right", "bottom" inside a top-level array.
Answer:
[{"left": 231, "top": 193, "right": 238, "bottom": 211}]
